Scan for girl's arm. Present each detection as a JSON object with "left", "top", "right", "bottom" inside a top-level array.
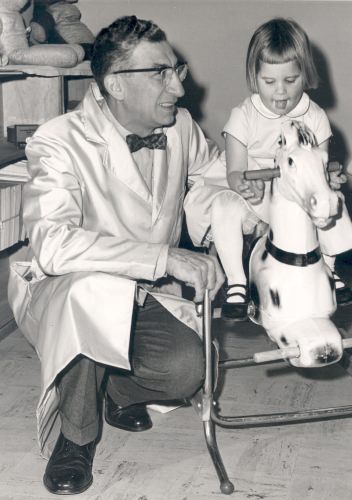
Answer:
[
  {"left": 319, "top": 139, "right": 329, "bottom": 154},
  {"left": 226, "top": 134, "right": 264, "bottom": 205}
]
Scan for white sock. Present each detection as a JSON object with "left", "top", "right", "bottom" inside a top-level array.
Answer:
[{"left": 226, "top": 283, "right": 247, "bottom": 303}]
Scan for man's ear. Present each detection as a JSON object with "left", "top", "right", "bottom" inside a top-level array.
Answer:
[{"left": 104, "top": 74, "right": 124, "bottom": 100}]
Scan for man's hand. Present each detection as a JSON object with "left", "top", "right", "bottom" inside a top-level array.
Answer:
[{"left": 166, "top": 247, "right": 225, "bottom": 303}]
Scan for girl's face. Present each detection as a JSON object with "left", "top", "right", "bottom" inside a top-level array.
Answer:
[{"left": 256, "top": 60, "right": 304, "bottom": 115}]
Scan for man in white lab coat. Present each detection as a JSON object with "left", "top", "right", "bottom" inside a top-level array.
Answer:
[{"left": 8, "top": 15, "right": 225, "bottom": 495}]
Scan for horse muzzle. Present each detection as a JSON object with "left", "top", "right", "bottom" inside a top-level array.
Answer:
[
  {"left": 271, "top": 318, "right": 343, "bottom": 368},
  {"left": 308, "top": 191, "right": 339, "bottom": 228}
]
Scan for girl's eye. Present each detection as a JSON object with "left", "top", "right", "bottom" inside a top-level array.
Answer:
[
  {"left": 264, "top": 80, "right": 274, "bottom": 85},
  {"left": 286, "top": 79, "right": 296, "bottom": 84}
]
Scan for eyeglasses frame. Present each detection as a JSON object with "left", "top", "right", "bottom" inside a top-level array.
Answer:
[{"left": 111, "top": 61, "right": 188, "bottom": 83}]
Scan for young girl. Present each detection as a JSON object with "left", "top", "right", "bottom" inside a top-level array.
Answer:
[{"left": 185, "top": 17, "right": 352, "bottom": 321}]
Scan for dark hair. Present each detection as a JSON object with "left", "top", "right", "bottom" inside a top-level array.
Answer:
[
  {"left": 246, "top": 18, "right": 318, "bottom": 93},
  {"left": 91, "top": 15, "right": 167, "bottom": 95}
]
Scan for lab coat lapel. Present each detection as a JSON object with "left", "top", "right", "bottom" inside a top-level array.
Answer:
[
  {"left": 82, "top": 83, "right": 151, "bottom": 205},
  {"left": 152, "top": 147, "right": 168, "bottom": 224},
  {"left": 106, "top": 132, "right": 152, "bottom": 204}
]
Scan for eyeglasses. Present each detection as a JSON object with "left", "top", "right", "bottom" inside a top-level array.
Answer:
[{"left": 111, "top": 61, "right": 188, "bottom": 86}]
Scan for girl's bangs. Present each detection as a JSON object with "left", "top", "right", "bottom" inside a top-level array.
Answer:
[{"left": 260, "top": 47, "right": 298, "bottom": 65}]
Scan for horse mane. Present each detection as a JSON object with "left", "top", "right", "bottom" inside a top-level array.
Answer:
[{"left": 278, "top": 120, "right": 318, "bottom": 150}]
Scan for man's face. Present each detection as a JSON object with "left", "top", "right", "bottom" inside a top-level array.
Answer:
[
  {"left": 116, "top": 41, "right": 185, "bottom": 136},
  {"left": 256, "top": 60, "right": 304, "bottom": 116}
]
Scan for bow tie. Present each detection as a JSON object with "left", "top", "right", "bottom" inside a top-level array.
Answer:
[{"left": 126, "top": 132, "right": 167, "bottom": 153}]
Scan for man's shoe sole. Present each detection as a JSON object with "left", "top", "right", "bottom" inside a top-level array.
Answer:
[{"left": 43, "top": 476, "right": 93, "bottom": 495}]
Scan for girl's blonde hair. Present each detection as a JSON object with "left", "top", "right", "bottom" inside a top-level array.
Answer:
[{"left": 246, "top": 18, "right": 318, "bottom": 93}]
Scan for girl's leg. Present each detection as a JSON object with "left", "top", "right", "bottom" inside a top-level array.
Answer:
[
  {"left": 319, "top": 202, "right": 352, "bottom": 305},
  {"left": 210, "top": 191, "right": 254, "bottom": 320},
  {"left": 211, "top": 191, "right": 247, "bottom": 287},
  {"left": 323, "top": 254, "right": 352, "bottom": 305}
]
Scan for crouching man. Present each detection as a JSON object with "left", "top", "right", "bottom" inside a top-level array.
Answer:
[{"left": 8, "top": 15, "right": 225, "bottom": 495}]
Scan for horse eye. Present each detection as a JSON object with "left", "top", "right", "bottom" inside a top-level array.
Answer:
[{"left": 288, "top": 157, "right": 294, "bottom": 166}]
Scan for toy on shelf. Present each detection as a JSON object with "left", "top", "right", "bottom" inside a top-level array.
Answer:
[
  {"left": 0, "top": 0, "right": 90, "bottom": 67},
  {"left": 29, "top": 1, "right": 95, "bottom": 60}
]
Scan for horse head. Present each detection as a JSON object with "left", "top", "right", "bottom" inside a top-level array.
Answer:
[{"left": 274, "top": 120, "right": 340, "bottom": 229}]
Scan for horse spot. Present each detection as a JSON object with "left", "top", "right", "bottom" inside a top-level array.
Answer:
[
  {"left": 269, "top": 288, "right": 281, "bottom": 307},
  {"left": 280, "top": 335, "right": 289, "bottom": 346},
  {"left": 261, "top": 250, "right": 268, "bottom": 262},
  {"left": 249, "top": 282, "right": 261, "bottom": 322},
  {"left": 328, "top": 274, "right": 335, "bottom": 291}
]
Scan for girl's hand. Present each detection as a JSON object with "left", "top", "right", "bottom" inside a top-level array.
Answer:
[
  {"left": 328, "top": 166, "right": 347, "bottom": 190},
  {"left": 238, "top": 178, "right": 265, "bottom": 205},
  {"left": 227, "top": 170, "right": 248, "bottom": 195}
]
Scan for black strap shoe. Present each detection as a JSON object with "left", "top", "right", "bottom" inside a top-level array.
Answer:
[
  {"left": 333, "top": 271, "right": 352, "bottom": 305},
  {"left": 105, "top": 394, "right": 153, "bottom": 432},
  {"left": 43, "top": 432, "right": 95, "bottom": 495},
  {"left": 221, "top": 283, "right": 249, "bottom": 321}
]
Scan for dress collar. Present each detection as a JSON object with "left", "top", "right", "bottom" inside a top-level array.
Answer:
[{"left": 251, "top": 92, "right": 310, "bottom": 119}]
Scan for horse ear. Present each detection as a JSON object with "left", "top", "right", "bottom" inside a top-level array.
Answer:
[{"left": 290, "top": 121, "right": 318, "bottom": 148}]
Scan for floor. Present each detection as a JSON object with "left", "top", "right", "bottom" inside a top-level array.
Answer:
[{"left": 0, "top": 253, "right": 352, "bottom": 500}]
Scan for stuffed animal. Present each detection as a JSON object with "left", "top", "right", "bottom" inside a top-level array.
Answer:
[
  {"left": 0, "top": 0, "right": 85, "bottom": 67},
  {"left": 30, "top": 0, "right": 95, "bottom": 60}
]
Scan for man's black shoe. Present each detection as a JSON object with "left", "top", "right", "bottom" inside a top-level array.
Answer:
[
  {"left": 43, "top": 432, "right": 95, "bottom": 495},
  {"left": 105, "top": 394, "right": 152, "bottom": 432}
]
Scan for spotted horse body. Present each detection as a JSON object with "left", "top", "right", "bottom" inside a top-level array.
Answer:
[{"left": 248, "top": 120, "right": 342, "bottom": 368}]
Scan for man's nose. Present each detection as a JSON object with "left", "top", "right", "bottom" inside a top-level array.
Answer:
[{"left": 166, "top": 71, "right": 185, "bottom": 97}]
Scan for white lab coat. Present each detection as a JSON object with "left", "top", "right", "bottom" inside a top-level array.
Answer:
[{"left": 8, "top": 83, "right": 227, "bottom": 457}]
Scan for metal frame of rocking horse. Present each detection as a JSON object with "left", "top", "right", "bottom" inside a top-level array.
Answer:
[{"left": 197, "top": 290, "right": 352, "bottom": 496}]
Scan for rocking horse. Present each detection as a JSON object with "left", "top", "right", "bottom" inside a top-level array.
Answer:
[{"left": 195, "top": 120, "right": 352, "bottom": 494}]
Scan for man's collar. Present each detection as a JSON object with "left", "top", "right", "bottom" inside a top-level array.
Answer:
[
  {"left": 101, "top": 96, "right": 165, "bottom": 138},
  {"left": 82, "top": 82, "right": 166, "bottom": 144},
  {"left": 101, "top": 100, "right": 131, "bottom": 138},
  {"left": 251, "top": 92, "right": 310, "bottom": 119}
]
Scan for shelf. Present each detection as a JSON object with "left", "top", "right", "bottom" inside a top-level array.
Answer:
[
  {"left": 0, "top": 61, "right": 92, "bottom": 78},
  {"left": 0, "top": 61, "right": 92, "bottom": 251}
]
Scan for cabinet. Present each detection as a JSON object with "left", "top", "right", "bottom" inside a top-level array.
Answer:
[
  {"left": 0, "top": 61, "right": 93, "bottom": 337},
  {"left": 0, "top": 61, "right": 92, "bottom": 143}
]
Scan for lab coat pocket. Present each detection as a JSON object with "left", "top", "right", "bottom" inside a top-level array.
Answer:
[{"left": 8, "top": 261, "right": 38, "bottom": 339}]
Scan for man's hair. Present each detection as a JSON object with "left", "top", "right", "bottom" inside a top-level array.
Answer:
[
  {"left": 246, "top": 17, "right": 318, "bottom": 93},
  {"left": 91, "top": 15, "right": 167, "bottom": 95}
]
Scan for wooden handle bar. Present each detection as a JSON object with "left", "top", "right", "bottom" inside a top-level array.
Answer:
[
  {"left": 243, "top": 161, "right": 341, "bottom": 182},
  {"left": 243, "top": 168, "right": 280, "bottom": 181},
  {"left": 253, "top": 338, "right": 352, "bottom": 364}
]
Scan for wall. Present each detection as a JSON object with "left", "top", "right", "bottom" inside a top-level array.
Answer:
[{"left": 79, "top": 0, "right": 352, "bottom": 169}]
